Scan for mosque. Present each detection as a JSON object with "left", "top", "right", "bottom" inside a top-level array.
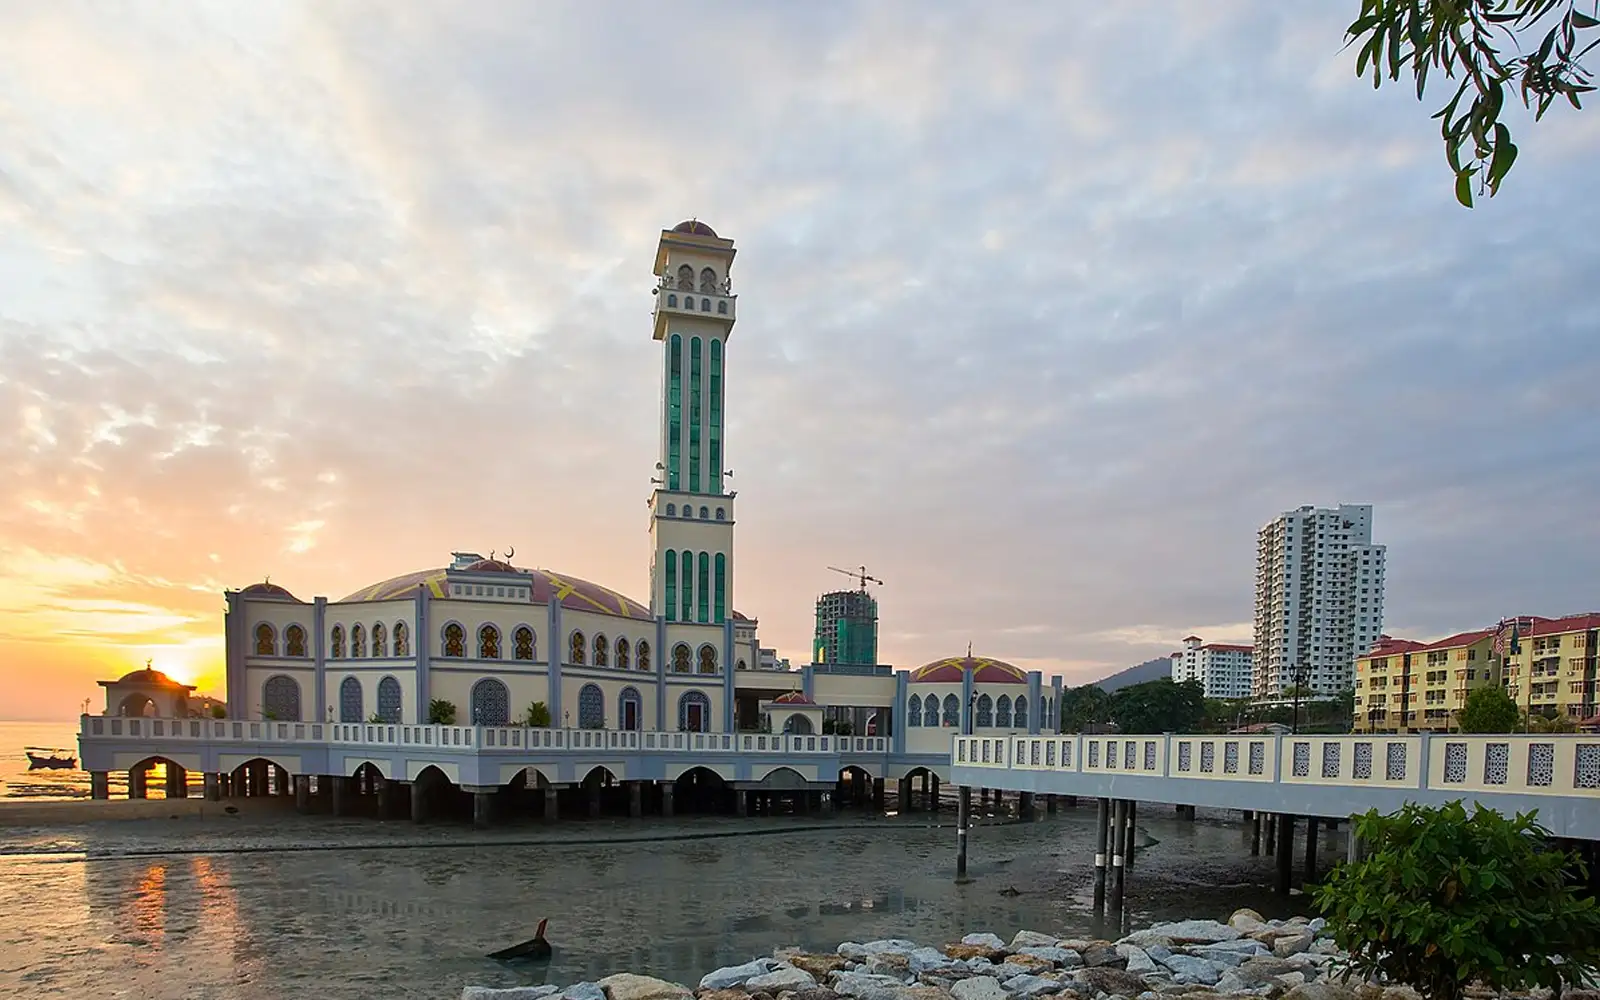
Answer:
[{"left": 83, "top": 222, "right": 1064, "bottom": 813}]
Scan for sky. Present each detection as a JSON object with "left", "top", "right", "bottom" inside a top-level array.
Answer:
[{"left": 1, "top": 2, "right": 1596, "bottom": 720}]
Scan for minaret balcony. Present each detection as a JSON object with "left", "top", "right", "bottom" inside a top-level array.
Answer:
[{"left": 653, "top": 277, "right": 736, "bottom": 336}]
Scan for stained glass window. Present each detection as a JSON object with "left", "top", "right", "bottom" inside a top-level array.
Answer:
[
  {"left": 284, "top": 625, "right": 306, "bottom": 657},
  {"left": 254, "top": 623, "right": 275, "bottom": 656},
  {"left": 478, "top": 625, "right": 500, "bottom": 659},
  {"left": 514, "top": 626, "right": 535, "bottom": 661},
  {"left": 673, "top": 643, "right": 691, "bottom": 673},
  {"left": 443, "top": 623, "right": 464, "bottom": 658},
  {"left": 569, "top": 631, "right": 586, "bottom": 665}
]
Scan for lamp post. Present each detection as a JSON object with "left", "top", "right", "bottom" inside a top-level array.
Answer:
[{"left": 1291, "top": 662, "right": 1309, "bottom": 735}]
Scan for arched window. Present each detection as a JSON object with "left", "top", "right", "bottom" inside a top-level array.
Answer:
[
  {"left": 700, "top": 297, "right": 711, "bottom": 311},
  {"left": 995, "top": 694, "right": 1012, "bottom": 728},
  {"left": 569, "top": 631, "right": 586, "bottom": 665},
  {"left": 678, "top": 690, "right": 711, "bottom": 732},
  {"left": 618, "top": 687, "right": 643, "bottom": 731},
  {"left": 699, "top": 267, "right": 716, "bottom": 293},
  {"left": 263, "top": 675, "right": 301, "bottom": 721},
  {"left": 371, "top": 622, "right": 388, "bottom": 658},
  {"left": 339, "top": 676, "right": 363, "bottom": 722},
  {"left": 907, "top": 696, "right": 923, "bottom": 727},
  {"left": 666, "top": 294, "right": 678, "bottom": 307},
  {"left": 672, "top": 643, "right": 691, "bottom": 673},
  {"left": 394, "top": 621, "right": 410, "bottom": 657},
  {"left": 514, "top": 626, "right": 535, "bottom": 661},
  {"left": 698, "top": 506, "right": 709, "bottom": 519},
  {"left": 443, "top": 623, "right": 465, "bottom": 658},
  {"left": 942, "top": 694, "right": 960, "bottom": 728},
  {"left": 593, "top": 633, "right": 609, "bottom": 666},
  {"left": 578, "top": 683, "right": 604, "bottom": 728},
  {"left": 715, "top": 507, "right": 726, "bottom": 520},
  {"left": 330, "top": 625, "right": 346, "bottom": 659},
  {"left": 284, "top": 624, "right": 306, "bottom": 657},
  {"left": 377, "top": 676, "right": 402, "bottom": 723},
  {"left": 666, "top": 503, "right": 676, "bottom": 516},
  {"left": 637, "top": 640, "right": 651, "bottom": 672},
  {"left": 681, "top": 508, "right": 691, "bottom": 519},
  {"left": 615, "top": 637, "right": 630, "bottom": 670},
  {"left": 717, "top": 301, "right": 728, "bottom": 315},
  {"left": 1014, "top": 695, "right": 1029, "bottom": 730},
  {"left": 351, "top": 624, "right": 367, "bottom": 658},
  {"left": 698, "top": 644, "right": 717, "bottom": 674},
  {"left": 471, "top": 678, "right": 510, "bottom": 726},
  {"left": 254, "top": 623, "right": 275, "bottom": 656},
  {"left": 976, "top": 693, "right": 993, "bottom": 728},
  {"left": 923, "top": 694, "right": 939, "bottom": 727},
  {"left": 783, "top": 713, "right": 814, "bottom": 735},
  {"left": 478, "top": 624, "right": 501, "bottom": 659},
  {"left": 677, "top": 263, "right": 694, "bottom": 290}
]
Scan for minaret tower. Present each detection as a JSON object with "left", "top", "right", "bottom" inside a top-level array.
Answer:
[{"left": 648, "top": 220, "right": 737, "bottom": 624}]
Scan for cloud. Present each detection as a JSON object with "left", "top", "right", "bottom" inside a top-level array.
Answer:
[{"left": 0, "top": 1, "right": 1596, "bottom": 717}]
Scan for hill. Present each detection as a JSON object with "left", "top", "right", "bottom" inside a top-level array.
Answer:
[{"left": 1092, "top": 657, "right": 1171, "bottom": 692}]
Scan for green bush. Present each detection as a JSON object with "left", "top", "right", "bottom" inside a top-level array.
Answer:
[
  {"left": 427, "top": 699, "right": 457, "bottom": 725},
  {"left": 523, "top": 701, "right": 551, "bottom": 727},
  {"left": 1313, "top": 801, "right": 1600, "bottom": 1000},
  {"left": 1456, "top": 685, "right": 1517, "bottom": 733}
]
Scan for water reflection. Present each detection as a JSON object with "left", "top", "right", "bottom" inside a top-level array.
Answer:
[{"left": 0, "top": 810, "right": 1312, "bottom": 999}]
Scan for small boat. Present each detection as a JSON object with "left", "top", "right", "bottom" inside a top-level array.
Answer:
[
  {"left": 25, "top": 748, "right": 77, "bottom": 770},
  {"left": 487, "top": 918, "right": 553, "bottom": 963}
]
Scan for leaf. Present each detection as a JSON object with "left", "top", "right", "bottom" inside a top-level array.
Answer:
[
  {"left": 1456, "top": 170, "right": 1475, "bottom": 208},
  {"left": 1572, "top": 10, "right": 1599, "bottom": 29}
]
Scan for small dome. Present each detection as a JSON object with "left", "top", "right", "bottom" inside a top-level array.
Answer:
[
  {"left": 909, "top": 656, "right": 1028, "bottom": 684},
  {"left": 463, "top": 558, "right": 520, "bottom": 574},
  {"left": 772, "top": 691, "right": 817, "bottom": 705},
  {"left": 117, "top": 667, "right": 179, "bottom": 686},
  {"left": 241, "top": 581, "right": 298, "bottom": 601},
  {"left": 672, "top": 220, "right": 718, "bottom": 237}
]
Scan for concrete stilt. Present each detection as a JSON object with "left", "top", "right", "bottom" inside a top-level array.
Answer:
[
  {"left": 1062, "top": 795, "right": 1078, "bottom": 807},
  {"left": 587, "top": 784, "right": 601, "bottom": 819},
  {"left": 1111, "top": 799, "right": 1127, "bottom": 902},
  {"left": 1123, "top": 800, "right": 1138, "bottom": 869},
  {"left": 166, "top": 765, "right": 187, "bottom": 798},
  {"left": 1018, "top": 791, "right": 1035, "bottom": 820},
  {"left": 956, "top": 784, "right": 972, "bottom": 880},
  {"left": 1092, "top": 796, "right": 1110, "bottom": 910},
  {"left": 929, "top": 774, "right": 940, "bottom": 811},
  {"left": 294, "top": 774, "right": 310, "bottom": 813},
  {"left": 898, "top": 775, "right": 914, "bottom": 812},
  {"left": 873, "top": 777, "right": 885, "bottom": 808},
  {"left": 90, "top": 771, "right": 109, "bottom": 800},
  {"left": 661, "top": 783, "right": 674, "bottom": 817},
  {"left": 1264, "top": 812, "right": 1277, "bottom": 853},
  {"left": 1250, "top": 812, "right": 1262, "bottom": 855},
  {"left": 735, "top": 790, "right": 747, "bottom": 817},
  {"left": 544, "top": 786, "right": 559, "bottom": 821},
  {"left": 331, "top": 776, "right": 349, "bottom": 816},
  {"left": 1304, "top": 817, "right": 1319, "bottom": 882},
  {"left": 1045, "top": 794, "right": 1057, "bottom": 815},
  {"left": 1275, "top": 814, "right": 1294, "bottom": 894},
  {"left": 474, "top": 790, "right": 493, "bottom": 828},
  {"left": 204, "top": 772, "right": 220, "bottom": 801},
  {"left": 1347, "top": 828, "right": 1364, "bottom": 864},
  {"left": 376, "top": 779, "right": 394, "bottom": 819},
  {"left": 410, "top": 781, "right": 427, "bottom": 823},
  {"left": 629, "top": 781, "right": 643, "bottom": 818},
  {"left": 129, "top": 768, "right": 148, "bottom": 799}
]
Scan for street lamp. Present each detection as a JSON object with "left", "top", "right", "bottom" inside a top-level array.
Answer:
[{"left": 1291, "top": 662, "right": 1309, "bottom": 735}]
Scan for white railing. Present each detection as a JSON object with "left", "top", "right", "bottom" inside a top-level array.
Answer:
[
  {"left": 79, "top": 716, "right": 887, "bottom": 756},
  {"left": 953, "top": 733, "right": 1600, "bottom": 800}
]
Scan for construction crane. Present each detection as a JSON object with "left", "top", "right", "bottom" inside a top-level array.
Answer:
[{"left": 827, "top": 564, "right": 883, "bottom": 591}]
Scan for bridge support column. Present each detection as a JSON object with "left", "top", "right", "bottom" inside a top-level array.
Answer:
[
  {"left": 331, "top": 776, "right": 350, "bottom": 816},
  {"left": 1045, "top": 794, "right": 1056, "bottom": 815},
  {"left": 1092, "top": 797, "right": 1110, "bottom": 910},
  {"left": 1304, "top": 817, "right": 1319, "bottom": 882},
  {"left": 735, "top": 790, "right": 747, "bottom": 817},
  {"left": 165, "top": 765, "right": 187, "bottom": 798},
  {"left": 294, "top": 774, "right": 310, "bottom": 813},
  {"left": 1018, "top": 791, "right": 1035, "bottom": 820},
  {"left": 873, "top": 777, "right": 884, "bottom": 809},
  {"left": 1274, "top": 814, "right": 1294, "bottom": 894},
  {"left": 1111, "top": 799, "right": 1127, "bottom": 903},
  {"left": 410, "top": 781, "right": 428, "bottom": 823},
  {"left": 929, "top": 774, "right": 940, "bottom": 811},
  {"left": 1250, "top": 812, "right": 1262, "bottom": 855},
  {"left": 897, "top": 775, "right": 913, "bottom": 812},
  {"left": 204, "top": 772, "right": 220, "bottom": 801},
  {"left": 544, "top": 786, "right": 559, "bottom": 821},
  {"left": 473, "top": 789, "right": 494, "bottom": 828},
  {"left": 1063, "top": 794, "right": 1077, "bottom": 808},
  {"left": 376, "top": 779, "right": 394, "bottom": 819},
  {"left": 660, "top": 783, "right": 674, "bottom": 818},
  {"left": 129, "top": 768, "right": 147, "bottom": 799},
  {"left": 956, "top": 784, "right": 971, "bottom": 881},
  {"left": 1264, "top": 812, "right": 1277, "bottom": 853},
  {"left": 628, "top": 782, "right": 643, "bottom": 818},
  {"left": 90, "top": 771, "right": 109, "bottom": 800},
  {"left": 1347, "top": 829, "right": 1364, "bottom": 865},
  {"left": 587, "top": 783, "right": 601, "bottom": 819},
  {"left": 1122, "top": 800, "right": 1137, "bottom": 869}
]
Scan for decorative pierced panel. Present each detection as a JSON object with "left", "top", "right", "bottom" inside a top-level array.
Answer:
[
  {"left": 1292, "top": 742, "right": 1310, "bottom": 778},
  {"left": 1144, "top": 741, "right": 1157, "bottom": 771},
  {"left": 1483, "top": 742, "right": 1509, "bottom": 785},
  {"left": 1322, "top": 743, "right": 1341, "bottom": 779},
  {"left": 1223, "top": 741, "right": 1239, "bottom": 774},
  {"left": 263, "top": 675, "right": 301, "bottom": 721},
  {"left": 1124, "top": 741, "right": 1137, "bottom": 770},
  {"left": 1385, "top": 742, "right": 1407, "bottom": 781},
  {"left": 471, "top": 678, "right": 509, "bottom": 726},
  {"left": 1527, "top": 743, "right": 1555, "bottom": 787},
  {"left": 577, "top": 684, "right": 604, "bottom": 728},
  {"left": 1089, "top": 742, "right": 1100, "bottom": 768},
  {"left": 377, "top": 677, "right": 402, "bottom": 723},
  {"left": 1442, "top": 743, "right": 1468, "bottom": 784},
  {"left": 339, "top": 676, "right": 363, "bottom": 723},
  {"left": 1248, "top": 741, "right": 1265, "bottom": 775},
  {"left": 1200, "top": 742, "right": 1216, "bottom": 773},
  {"left": 1354, "top": 742, "right": 1374, "bottom": 779},
  {"left": 907, "top": 697, "right": 922, "bottom": 727},
  {"left": 1045, "top": 741, "right": 1057, "bottom": 767},
  {"left": 1575, "top": 744, "right": 1600, "bottom": 790},
  {"left": 1177, "top": 741, "right": 1192, "bottom": 772},
  {"left": 1030, "top": 741, "right": 1041, "bottom": 765}
]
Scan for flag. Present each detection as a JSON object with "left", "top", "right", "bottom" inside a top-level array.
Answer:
[
  {"left": 1509, "top": 620, "right": 1522, "bottom": 656},
  {"left": 1492, "top": 619, "right": 1509, "bottom": 659}
]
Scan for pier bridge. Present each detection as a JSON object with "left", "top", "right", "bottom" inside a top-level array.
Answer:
[
  {"left": 951, "top": 731, "right": 1600, "bottom": 899},
  {"left": 76, "top": 715, "right": 959, "bottom": 823}
]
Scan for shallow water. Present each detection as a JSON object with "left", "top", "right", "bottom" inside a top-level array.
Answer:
[{"left": 0, "top": 806, "right": 1318, "bottom": 1000}]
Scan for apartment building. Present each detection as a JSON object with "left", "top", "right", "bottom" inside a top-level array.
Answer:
[
  {"left": 1354, "top": 629, "right": 1494, "bottom": 733},
  {"left": 1253, "top": 503, "right": 1386, "bottom": 698},
  {"left": 1169, "top": 635, "right": 1254, "bottom": 699},
  {"left": 1501, "top": 613, "right": 1600, "bottom": 723}
]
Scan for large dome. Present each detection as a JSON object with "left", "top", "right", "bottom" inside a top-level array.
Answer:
[
  {"left": 116, "top": 667, "right": 186, "bottom": 687},
  {"left": 341, "top": 567, "right": 652, "bottom": 621},
  {"left": 909, "top": 656, "right": 1027, "bottom": 684},
  {"left": 240, "top": 580, "right": 299, "bottom": 601}
]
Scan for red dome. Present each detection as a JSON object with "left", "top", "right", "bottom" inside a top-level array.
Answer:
[
  {"left": 909, "top": 656, "right": 1027, "bottom": 684},
  {"left": 672, "top": 220, "right": 718, "bottom": 237},
  {"left": 341, "top": 567, "right": 652, "bottom": 621},
  {"left": 773, "top": 691, "right": 817, "bottom": 705},
  {"left": 240, "top": 581, "right": 298, "bottom": 601}
]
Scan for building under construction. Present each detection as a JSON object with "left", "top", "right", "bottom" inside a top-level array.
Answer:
[{"left": 813, "top": 588, "right": 879, "bottom": 666}]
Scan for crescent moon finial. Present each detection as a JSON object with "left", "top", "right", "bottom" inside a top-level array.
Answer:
[{"left": 506, "top": 545, "right": 515, "bottom": 561}]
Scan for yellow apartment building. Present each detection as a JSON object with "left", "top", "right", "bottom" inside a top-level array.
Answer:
[
  {"left": 1354, "top": 628, "right": 1495, "bottom": 733},
  {"left": 1501, "top": 613, "right": 1600, "bottom": 723}
]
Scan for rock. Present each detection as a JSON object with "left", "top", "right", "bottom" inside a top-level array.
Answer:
[
  {"left": 865, "top": 941, "right": 923, "bottom": 957},
  {"left": 601, "top": 974, "right": 693, "bottom": 1000},
  {"left": 840, "top": 945, "right": 870, "bottom": 962},
  {"left": 1274, "top": 974, "right": 1307, "bottom": 988},
  {"left": 464, "top": 988, "right": 561, "bottom": 1000},
  {"left": 911, "top": 950, "right": 960, "bottom": 974},
  {"left": 563, "top": 986, "right": 607, "bottom": 1000},
  {"left": 1194, "top": 940, "right": 1267, "bottom": 957},
  {"left": 791, "top": 956, "right": 852, "bottom": 980},
  {"left": 785, "top": 991, "right": 842, "bottom": 1000},
  {"left": 1120, "top": 929, "right": 1177, "bottom": 950},
  {"left": 997, "top": 956, "right": 1056, "bottom": 976},
  {"left": 1000, "top": 974, "right": 1068, "bottom": 997},
  {"left": 1145, "top": 945, "right": 1173, "bottom": 964},
  {"left": 894, "top": 988, "right": 954, "bottom": 1000},
  {"left": 1055, "top": 940, "right": 1093, "bottom": 953},
  {"left": 1305, "top": 920, "right": 1326, "bottom": 936},
  {"left": 1236, "top": 958, "right": 1301, "bottom": 986},
  {"left": 1271, "top": 936, "right": 1312, "bottom": 959},
  {"left": 1156, "top": 955, "right": 1223, "bottom": 986},
  {"left": 833, "top": 973, "right": 910, "bottom": 999},
  {"left": 1011, "top": 931, "right": 1061, "bottom": 951},
  {"left": 697, "top": 991, "right": 753, "bottom": 1000},
  {"left": 1280, "top": 986, "right": 1354, "bottom": 1000},
  {"left": 947, "top": 945, "right": 1006, "bottom": 963},
  {"left": 1116, "top": 946, "right": 1157, "bottom": 975},
  {"left": 703, "top": 960, "right": 781, "bottom": 990},
  {"left": 1082, "top": 943, "right": 1125, "bottom": 969},
  {"left": 1212, "top": 972, "right": 1249, "bottom": 995},
  {"left": 1229, "top": 910, "right": 1267, "bottom": 932},
  {"left": 953, "top": 977, "right": 1010, "bottom": 1000},
  {"left": 1074, "top": 967, "right": 1149, "bottom": 998},
  {"left": 1018, "top": 948, "right": 1082, "bottom": 968},
  {"left": 1149, "top": 921, "right": 1242, "bottom": 945},
  {"left": 748, "top": 968, "right": 819, "bottom": 992},
  {"left": 866, "top": 954, "right": 911, "bottom": 978},
  {"left": 1184, "top": 949, "right": 1247, "bottom": 968},
  {"left": 1308, "top": 941, "right": 1340, "bottom": 957},
  {"left": 963, "top": 934, "right": 1009, "bottom": 951}
]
